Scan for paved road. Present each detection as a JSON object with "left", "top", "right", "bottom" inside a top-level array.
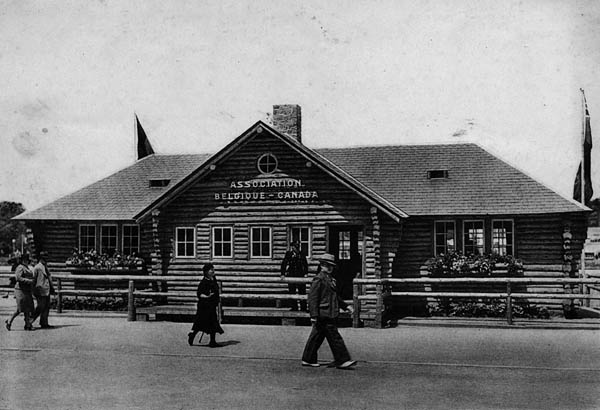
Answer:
[{"left": 1, "top": 310, "right": 600, "bottom": 410}]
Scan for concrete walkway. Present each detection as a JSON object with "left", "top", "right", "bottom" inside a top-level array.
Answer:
[{"left": 1, "top": 296, "right": 600, "bottom": 409}]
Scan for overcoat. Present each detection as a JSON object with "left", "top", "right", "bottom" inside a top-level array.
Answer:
[
  {"left": 191, "top": 276, "right": 224, "bottom": 335},
  {"left": 307, "top": 271, "right": 348, "bottom": 319}
]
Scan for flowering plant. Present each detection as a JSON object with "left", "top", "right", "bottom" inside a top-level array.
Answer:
[
  {"left": 427, "top": 252, "right": 523, "bottom": 277},
  {"left": 66, "top": 248, "right": 143, "bottom": 270}
]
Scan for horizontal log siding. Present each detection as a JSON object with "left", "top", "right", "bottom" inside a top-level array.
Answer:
[
  {"left": 156, "top": 134, "right": 376, "bottom": 301},
  {"left": 515, "top": 213, "right": 587, "bottom": 265},
  {"left": 30, "top": 221, "right": 77, "bottom": 271}
]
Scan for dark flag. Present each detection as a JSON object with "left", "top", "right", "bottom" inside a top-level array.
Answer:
[
  {"left": 573, "top": 90, "right": 593, "bottom": 205},
  {"left": 136, "top": 114, "right": 155, "bottom": 160}
]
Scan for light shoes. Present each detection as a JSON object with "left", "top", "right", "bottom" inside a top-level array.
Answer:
[
  {"left": 301, "top": 361, "right": 320, "bottom": 367},
  {"left": 337, "top": 360, "right": 357, "bottom": 369}
]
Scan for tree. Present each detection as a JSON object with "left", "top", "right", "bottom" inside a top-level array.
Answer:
[{"left": 0, "top": 201, "right": 26, "bottom": 257}]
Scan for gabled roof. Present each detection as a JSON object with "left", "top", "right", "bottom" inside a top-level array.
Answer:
[
  {"left": 16, "top": 122, "right": 588, "bottom": 221},
  {"left": 15, "top": 154, "right": 211, "bottom": 220},
  {"left": 133, "top": 122, "right": 408, "bottom": 222},
  {"left": 316, "top": 143, "right": 587, "bottom": 215}
]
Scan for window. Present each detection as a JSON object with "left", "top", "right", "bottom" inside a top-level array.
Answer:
[
  {"left": 79, "top": 225, "right": 96, "bottom": 252},
  {"left": 463, "top": 220, "right": 484, "bottom": 255},
  {"left": 492, "top": 220, "right": 514, "bottom": 256},
  {"left": 122, "top": 225, "right": 140, "bottom": 255},
  {"left": 212, "top": 227, "right": 233, "bottom": 258},
  {"left": 176, "top": 227, "right": 196, "bottom": 258},
  {"left": 435, "top": 221, "right": 456, "bottom": 255},
  {"left": 250, "top": 227, "right": 271, "bottom": 258},
  {"left": 149, "top": 179, "right": 170, "bottom": 187},
  {"left": 427, "top": 170, "right": 449, "bottom": 179},
  {"left": 338, "top": 231, "right": 351, "bottom": 260},
  {"left": 289, "top": 226, "right": 311, "bottom": 257},
  {"left": 257, "top": 153, "right": 278, "bottom": 174},
  {"left": 100, "top": 225, "right": 117, "bottom": 255}
]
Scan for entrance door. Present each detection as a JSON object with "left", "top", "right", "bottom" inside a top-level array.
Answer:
[{"left": 328, "top": 225, "right": 364, "bottom": 300}]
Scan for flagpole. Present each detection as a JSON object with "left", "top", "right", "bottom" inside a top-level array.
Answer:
[
  {"left": 134, "top": 112, "right": 138, "bottom": 161},
  {"left": 581, "top": 89, "right": 585, "bottom": 205},
  {"left": 580, "top": 89, "right": 588, "bottom": 306}
]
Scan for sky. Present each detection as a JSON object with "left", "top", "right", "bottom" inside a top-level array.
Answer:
[{"left": 1, "top": 0, "right": 600, "bottom": 212}]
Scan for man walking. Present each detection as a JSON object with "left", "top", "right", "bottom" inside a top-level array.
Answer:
[
  {"left": 280, "top": 240, "right": 308, "bottom": 311},
  {"left": 301, "top": 253, "right": 356, "bottom": 369},
  {"left": 31, "top": 251, "right": 54, "bottom": 329}
]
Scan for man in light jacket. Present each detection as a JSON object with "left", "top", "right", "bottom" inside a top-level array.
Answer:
[
  {"left": 31, "top": 251, "right": 54, "bottom": 329},
  {"left": 301, "top": 253, "right": 356, "bottom": 369}
]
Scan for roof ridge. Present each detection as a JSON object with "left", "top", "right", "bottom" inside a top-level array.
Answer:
[{"left": 315, "top": 142, "right": 478, "bottom": 150}]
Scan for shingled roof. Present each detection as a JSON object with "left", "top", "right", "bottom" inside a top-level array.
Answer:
[
  {"left": 315, "top": 143, "right": 586, "bottom": 216},
  {"left": 16, "top": 139, "right": 586, "bottom": 221},
  {"left": 16, "top": 154, "right": 211, "bottom": 220}
]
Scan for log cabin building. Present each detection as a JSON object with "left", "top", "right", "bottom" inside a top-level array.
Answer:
[{"left": 15, "top": 105, "right": 590, "bottom": 326}]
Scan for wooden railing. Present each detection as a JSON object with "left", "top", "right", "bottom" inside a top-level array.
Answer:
[
  {"left": 0, "top": 273, "right": 315, "bottom": 321},
  {"left": 352, "top": 277, "right": 600, "bottom": 327},
  {"left": 3, "top": 269, "right": 600, "bottom": 327}
]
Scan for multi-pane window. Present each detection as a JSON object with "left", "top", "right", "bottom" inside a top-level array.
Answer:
[
  {"left": 338, "top": 231, "right": 351, "bottom": 260},
  {"left": 122, "top": 225, "right": 140, "bottom": 255},
  {"left": 79, "top": 225, "right": 96, "bottom": 252},
  {"left": 100, "top": 225, "right": 117, "bottom": 255},
  {"left": 290, "top": 226, "right": 310, "bottom": 257},
  {"left": 463, "top": 220, "right": 484, "bottom": 256},
  {"left": 176, "top": 227, "right": 195, "bottom": 258},
  {"left": 212, "top": 227, "right": 233, "bottom": 258},
  {"left": 492, "top": 220, "right": 514, "bottom": 256},
  {"left": 435, "top": 221, "right": 456, "bottom": 255},
  {"left": 250, "top": 227, "right": 271, "bottom": 258}
]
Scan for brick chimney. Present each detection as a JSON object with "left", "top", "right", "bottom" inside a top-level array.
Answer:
[{"left": 272, "top": 105, "right": 301, "bottom": 143}]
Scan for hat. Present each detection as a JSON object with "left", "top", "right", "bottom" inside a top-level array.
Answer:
[
  {"left": 317, "top": 253, "right": 336, "bottom": 266},
  {"left": 38, "top": 251, "right": 48, "bottom": 258}
]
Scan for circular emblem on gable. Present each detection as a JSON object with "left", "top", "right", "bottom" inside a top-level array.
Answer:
[{"left": 257, "top": 153, "right": 278, "bottom": 174}]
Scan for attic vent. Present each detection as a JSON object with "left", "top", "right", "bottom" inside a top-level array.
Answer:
[
  {"left": 427, "top": 170, "right": 449, "bottom": 179},
  {"left": 149, "top": 179, "right": 171, "bottom": 187}
]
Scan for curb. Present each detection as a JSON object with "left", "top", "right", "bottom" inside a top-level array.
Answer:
[{"left": 392, "top": 317, "right": 600, "bottom": 330}]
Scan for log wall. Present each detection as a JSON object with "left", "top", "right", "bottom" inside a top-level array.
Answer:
[{"left": 154, "top": 133, "right": 378, "bottom": 304}]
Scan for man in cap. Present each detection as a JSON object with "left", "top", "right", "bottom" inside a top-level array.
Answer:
[
  {"left": 31, "top": 251, "right": 54, "bottom": 329},
  {"left": 301, "top": 253, "right": 356, "bottom": 369}
]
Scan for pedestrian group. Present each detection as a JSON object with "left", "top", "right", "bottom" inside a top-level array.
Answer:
[{"left": 5, "top": 251, "right": 54, "bottom": 331}]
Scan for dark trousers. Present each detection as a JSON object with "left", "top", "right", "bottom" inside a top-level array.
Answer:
[
  {"left": 287, "top": 282, "right": 306, "bottom": 311},
  {"left": 302, "top": 317, "right": 351, "bottom": 365},
  {"left": 33, "top": 295, "right": 50, "bottom": 327}
]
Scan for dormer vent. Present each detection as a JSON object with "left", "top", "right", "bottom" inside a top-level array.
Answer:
[
  {"left": 427, "top": 170, "right": 449, "bottom": 179},
  {"left": 149, "top": 179, "right": 171, "bottom": 187}
]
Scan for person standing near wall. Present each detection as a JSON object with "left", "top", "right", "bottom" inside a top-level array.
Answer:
[
  {"left": 31, "top": 251, "right": 54, "bottom": 329},
  {"left": 280, "top": 240, "right": 308, "bottom": 311},
  {"left": 301, "top": 253, "right": 356, "bottom": 369}
]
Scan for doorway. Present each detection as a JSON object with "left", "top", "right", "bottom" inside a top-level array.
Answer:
[{"left": 328, "top": 225, "right": 364, "bottom": 300}]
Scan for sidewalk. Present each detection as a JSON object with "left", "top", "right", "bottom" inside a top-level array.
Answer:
[{"left": 2, "top": 294, "right": 600, "bottom": 410}]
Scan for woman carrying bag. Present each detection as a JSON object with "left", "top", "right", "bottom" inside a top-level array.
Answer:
[{"left": 188, "top": 263, "right": 224, "bottom": 347}]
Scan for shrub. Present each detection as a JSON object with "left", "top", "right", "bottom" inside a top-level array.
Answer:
[
  {"left": 427, "top": 299, "right": 550, "bottom": 319},
  {"left": 50, "top": 296, "right": 156, "bottom": 311},
  {"left": 427, "top": 252, "right": 523, "bottom": 277},
  {"left": 66, "top": 248, "right": 144, "bottom": 270}
]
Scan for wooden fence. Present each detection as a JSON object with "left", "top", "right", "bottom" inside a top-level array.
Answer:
[
  {"left": 2, "top": 269, "right": 600, "bottom": 327},
  {"left": 353, "top": 277, "right": 600, "bottom": 327}
]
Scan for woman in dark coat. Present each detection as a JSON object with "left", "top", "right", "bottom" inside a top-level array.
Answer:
[{"left": 188, "top": 263, "right": 224, "bottom": 347}]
